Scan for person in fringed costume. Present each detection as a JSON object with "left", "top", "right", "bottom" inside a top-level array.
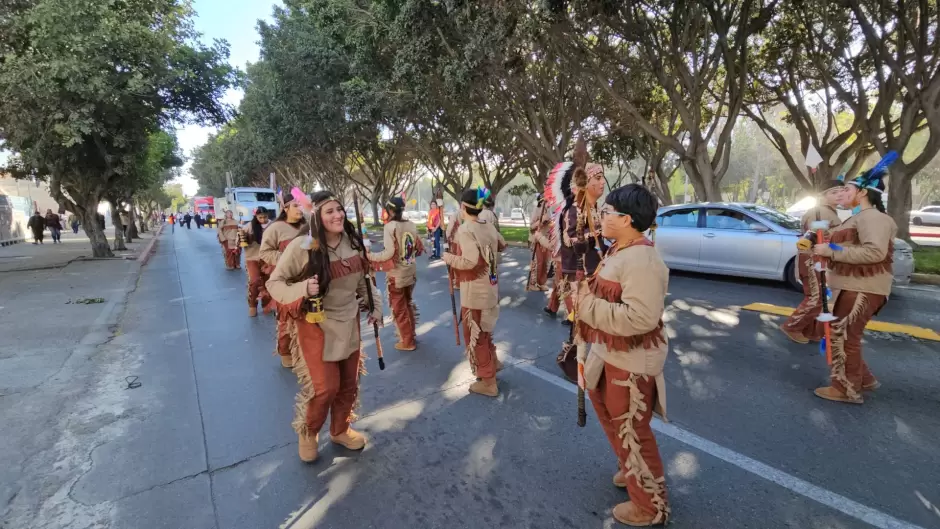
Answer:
[
  {"left": 576, "top": 184, "right": 671, "bottom": 526},
  {"left": 478, "top": 194, "right": 499, "bottom": 229},
  {"left": 241, "top": 206, "right": 274, "bottom": 317},
  {"left": 811, "top": 153, "right": 897, "bottom": 405},
  {"left": 267, "top": 190, "right": 383, "bottom": 462},
  {"left": 526, "top": 193, "right": 552, "bottom": 292},
  {"left": 443, "top": 187, "right": 507, "bottom": 397},
  {"left": 217, "top": 210, "right": 242, "bottom": 270},
  {"left": 368, "top": 196, "right": 424, "bottom": 351},
  {"left": 544, "top": 140, "right": 608, "bottom": 381},
  {"left": 780, "top": 180, "right": 845, "bottom": 344},
  {"left": 260, "top": 191, "right": 309, "bottom": 368}
]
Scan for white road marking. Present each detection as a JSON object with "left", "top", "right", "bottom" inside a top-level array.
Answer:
[{"left": 502, "top": 353, "right": 928, "bottom": 529}]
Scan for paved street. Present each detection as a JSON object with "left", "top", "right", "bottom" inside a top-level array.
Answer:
[{"left": 2, "top": 227, "right": 939, "bottom": 529}]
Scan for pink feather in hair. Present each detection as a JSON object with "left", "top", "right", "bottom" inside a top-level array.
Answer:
[{"left": 290, "top": 187, "right": 313, "bottom": 213}]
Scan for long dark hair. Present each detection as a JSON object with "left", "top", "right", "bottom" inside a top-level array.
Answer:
[
  {"left": 868, "top": 190, "right": 887, "bottom": 214},
  {"left": 386, "top": 196, "right": 405, "bottom": 222},
  {"left": 299, "top": 191, "right": 364, "bottom": 297},
  {"left": 276, "top": 192, "right": 306, "bottom": 226},
  {"left": 251, "top": 207, "right": 270, "bottom": 244}
]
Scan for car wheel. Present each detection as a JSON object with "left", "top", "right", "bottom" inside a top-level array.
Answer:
[
  {"left": 912, "top": 217, "right": 923, "bottom": 225},
  {"left": 785, "top": 258, "right": 802, "bottom": 291}
]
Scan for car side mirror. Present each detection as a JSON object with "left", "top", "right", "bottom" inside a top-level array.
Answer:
[{"left": 752, "top": 224, "right": 771, "bottom": 233}]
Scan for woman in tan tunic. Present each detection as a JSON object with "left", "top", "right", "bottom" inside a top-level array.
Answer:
[
  {"left": 812, "top": 168, "right": 896, "bottom": 404},
  {"left": 781, "top": 180, "right": 845, "bottom": 343},
  {"left": 260, "top": 193, "right": 308, "bottom": 367},
  {"left": 443, "top": 188, "right": 507, "bottom": 397},
  {"left": 241, "top": 207, "right": 273, "bottom": 317},
  {"left": 217, "top": 211, "right": 241, "bottom": 270},
  {"left": 576, "top": 184, "right": 670, "bottom": 526},
  {"left": 267, "top": 190, "right": 383, "bottom": 463},
  {"left": 368, "top": 197, "right": 423, "bottom": 351}
]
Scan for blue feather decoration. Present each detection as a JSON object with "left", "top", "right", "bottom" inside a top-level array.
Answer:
[{"left": 867, "top": 151, "right": 898, "bottom": 177}]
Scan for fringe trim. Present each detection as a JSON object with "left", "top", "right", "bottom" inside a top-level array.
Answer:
[
  {"left": 452, "top": 256, "right": 488, "bottom": 283},
  {"left": 330, "top": 255, "right": 366, "bottom": 280},
  {"left": 372, "top": 258, "right": 395, "bottom": 272},
  {"left": 612, "top": 374, "right": 670, "bottom": 525},
  {"left": 830, "top": 229, "right": 893, "bottom": 278},
  {"left": 525, "top": 249, "right": 540, "bottom": 291},
  {"left": 829, "top": 294, "right": 869, "bottom": 401},
  {"left": 464, "top": 309, "right": 481, "bottom": 376},
  {"left": 590, "top": 275, "right": 622, "bottom": 300},
  {"left": 289, "top": 321, "right": 316, "bottom": 438},
  {"left": 578, "top": 321, "right": 666, "bottom": 351},
  {"left": 349, "top": 352, "right": 367, "bottom": 423}
]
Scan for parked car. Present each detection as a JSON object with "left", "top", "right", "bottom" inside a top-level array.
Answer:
[
  {"left": 910, "top": 205, "right": 940, "bottom": 226},
  {"left": 654, "top": 202, "right": 913, "bottom": 289},
  {"left": 510, "top": 208, "right": 524, "bottom": 220}
]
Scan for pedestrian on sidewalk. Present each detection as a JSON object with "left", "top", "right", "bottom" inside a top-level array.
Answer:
[
  {"left": 260, "top": 192, "right": 308, "bottom": 368},
  {"left": 242, "top": 207, "right": 274, "bottom": 317},
  {"left": 576, "top": 184, "right": 671, "bottom": 527},
  {"left": 812, "top": 164, "right": 896, "bottom": 405},
  {"left": 168, "top": 213, "right": 176, "bottom": 233},
  {"left": 781, "top": 180, "right": 845, "bottom": 344},
  {"left": 183, "top": 212, "right": 192, "bottom": 229},
  {"left": 45, "top": 209, "right": 63, "bottom": 243},
  {"left": 68, "top": 213, "right": 80, "bottom": 234},
  {"left": 426, "top": 201, "right": 442, "bottom": 260},
  {"left": 443, "top": 187, "right": 507, "bottom": 398},
  {"left": 96, "top": 213, "right": 105, "bottom": 232},
  {"left": 28, "top": 211, "right": 46, "bottom": 244},
  {"left": 217, "top": 210, "right": 241, "bottom": 270},
  {"left": 267, "top": 190, "right": 382, "bottom": 463},
  {"left": 367, "top": 196, "right": 424, "bottom": 352}
]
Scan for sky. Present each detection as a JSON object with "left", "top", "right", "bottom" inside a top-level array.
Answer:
[{"left": 173, "top": 0, "right": 282, "bottom": 196}]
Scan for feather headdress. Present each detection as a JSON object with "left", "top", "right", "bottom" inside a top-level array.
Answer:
[
  {"left": 544, "top": 139, "right": 589, "bottom": 253},
  {"left": 848, "top": 151, "right": 897, "bottom": 194}
]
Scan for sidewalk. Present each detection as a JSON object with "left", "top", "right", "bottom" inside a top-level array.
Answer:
[{"left": 0, "top": 228, "right": 158, "bottom": 272}]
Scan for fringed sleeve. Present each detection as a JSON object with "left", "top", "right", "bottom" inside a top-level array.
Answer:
[
  {"left": 266, "top": 238, "right": 309, "bottom": 313},
  {"left": 577, "top": 250, "right": 665, "bottom": 338}
]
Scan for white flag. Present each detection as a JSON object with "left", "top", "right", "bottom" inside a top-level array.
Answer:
[{"left": 805, "top": 145, "right": 823, "bottom": 168}]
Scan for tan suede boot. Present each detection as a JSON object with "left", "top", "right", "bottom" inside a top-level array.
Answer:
[
  {"left": 249, "top": 306, "right": 258, "bottom": 317},
  {"left": 814, "top": 386, "right": 863, "bottom": 404},
  {"left": 612, "top": 501, "right": 661, "bottom": 527},
  {"left": 780, "top": 327, "right": 809, "bottom": 344},
  {"left": 281, "top": 355, "right": 294, "bottom": 369},
  {"left": 331, "top": 428, "right": 367, "bottom": 450},
  {"left": 394, "top": 342, "right": 416, "bottom": 351},
  {"left": 495, "top": 358, "right": 504, "bottom": 372},
  {"left": 469, "top": 378, "right": 498, "bottom": 397},
  {"left": 863, "top": 380, "right": 881, "bottom": 391},
  {"left": 612, "top": 469, "right": 627, "bottom": 488},
  {"left": 298, "top": 433, "right": 318, "bottom": 463}
]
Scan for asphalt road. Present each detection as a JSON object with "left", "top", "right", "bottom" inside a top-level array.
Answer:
[{"left": 27, "top": 227, "right": 939, "bottom": 529}]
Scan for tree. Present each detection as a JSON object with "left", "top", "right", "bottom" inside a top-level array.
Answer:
[
  {"left": 571, "top": 0, "right": 774, "bottom": 201},
  {"left": 507, "top": 183, "right": 537, "bottom": 223},
  {"left": 847, "top": 0, "right": 940, "bottom": 240},
  {"left": 165, "top": 183, "right": 187, "bottom": 213},
  {"left": 0, "top": 0, "right": 235, "bottom": 256}
]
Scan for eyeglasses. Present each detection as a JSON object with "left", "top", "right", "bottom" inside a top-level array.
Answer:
[{"left": 600, "top": 208, "right": 628, "bottom": 218}]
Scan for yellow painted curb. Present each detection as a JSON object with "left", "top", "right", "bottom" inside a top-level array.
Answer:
[{"left": 741, "top": 303, "right": 940, "bottom": 342}]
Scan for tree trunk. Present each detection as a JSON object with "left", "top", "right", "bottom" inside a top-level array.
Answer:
[
  {"left": 79, "top": 201, "right": 113, "bottom": 258},
  {"left": 109, "top": 201, "right": 127, "bottom": 251},
  {"left": 127, "top": 207, "right": 140, "bottom": 240},
  {"left": 887, "top": 168, "right": 913, "bottom": 241},
  {"left": 370, "top": 197, "right": 380, "bottom": 226},
  {"left": 682, "top": 158, "right": 723, "bottom": 202}
]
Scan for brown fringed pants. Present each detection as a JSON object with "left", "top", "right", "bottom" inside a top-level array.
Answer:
[
  {"left": 276, "top": 318, "right": 296, "bottom": 359},
  {"left": 245, "top": 259, "right": 272, "bottom": 309},
  {"left": 782, "top": 254, "right": 824, "bottom": 341},
  {"left": 590, "top": 364, "right": 669, "bottom": 524},
  {"left": 528, "top": 245, "right": 550, "bottom": 290},
  {"left": 292, "top": 322, "right": 362, "bottom": 438},
  {"left": 461, "top": 308, "right": 497, "bottom": 380},
  {"left": 387, "top": 277, "right": 417, "bottom": 348},
  {"left": 221, "top": 242, "right": 241, "bottom": 270},
  {"left": 829, "top": 291, "right": 886, "bottom": 400},
  {"left": 546, "top": 259, "right": 566, "bottom": 313}
]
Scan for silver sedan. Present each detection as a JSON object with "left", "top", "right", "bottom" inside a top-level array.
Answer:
[{"left": 653, "top": 203, "right": 914, "bottom": 290}]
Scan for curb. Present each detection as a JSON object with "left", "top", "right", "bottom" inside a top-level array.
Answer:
[
  {"left": 912, "top": 272, "right": 940, "bottom": 286},
  {"left": 138, "top": 224, "right": 164, "bottom": 265}
]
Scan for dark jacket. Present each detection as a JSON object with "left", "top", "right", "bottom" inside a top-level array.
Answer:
[
  {"left": 45, "top": 213, "right": 62, "bottom": 230},
  {"left": 559, "top": 202, "right": 606, "bottom": 277},
  {"left": 28, "top": 214, "right": 46, "bottom": 233}
]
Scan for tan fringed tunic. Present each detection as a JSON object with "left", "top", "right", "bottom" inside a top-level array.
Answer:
[{"left": 369, "top": 220, "right": 424, "bottom": 347}]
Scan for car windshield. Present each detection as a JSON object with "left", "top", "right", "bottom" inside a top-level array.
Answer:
[
  {"left": 236, "top": 191, "right": 276, "bottom": 202},
  {"left": 739, "top": 205, "right": 801, "bottom": 231}
]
